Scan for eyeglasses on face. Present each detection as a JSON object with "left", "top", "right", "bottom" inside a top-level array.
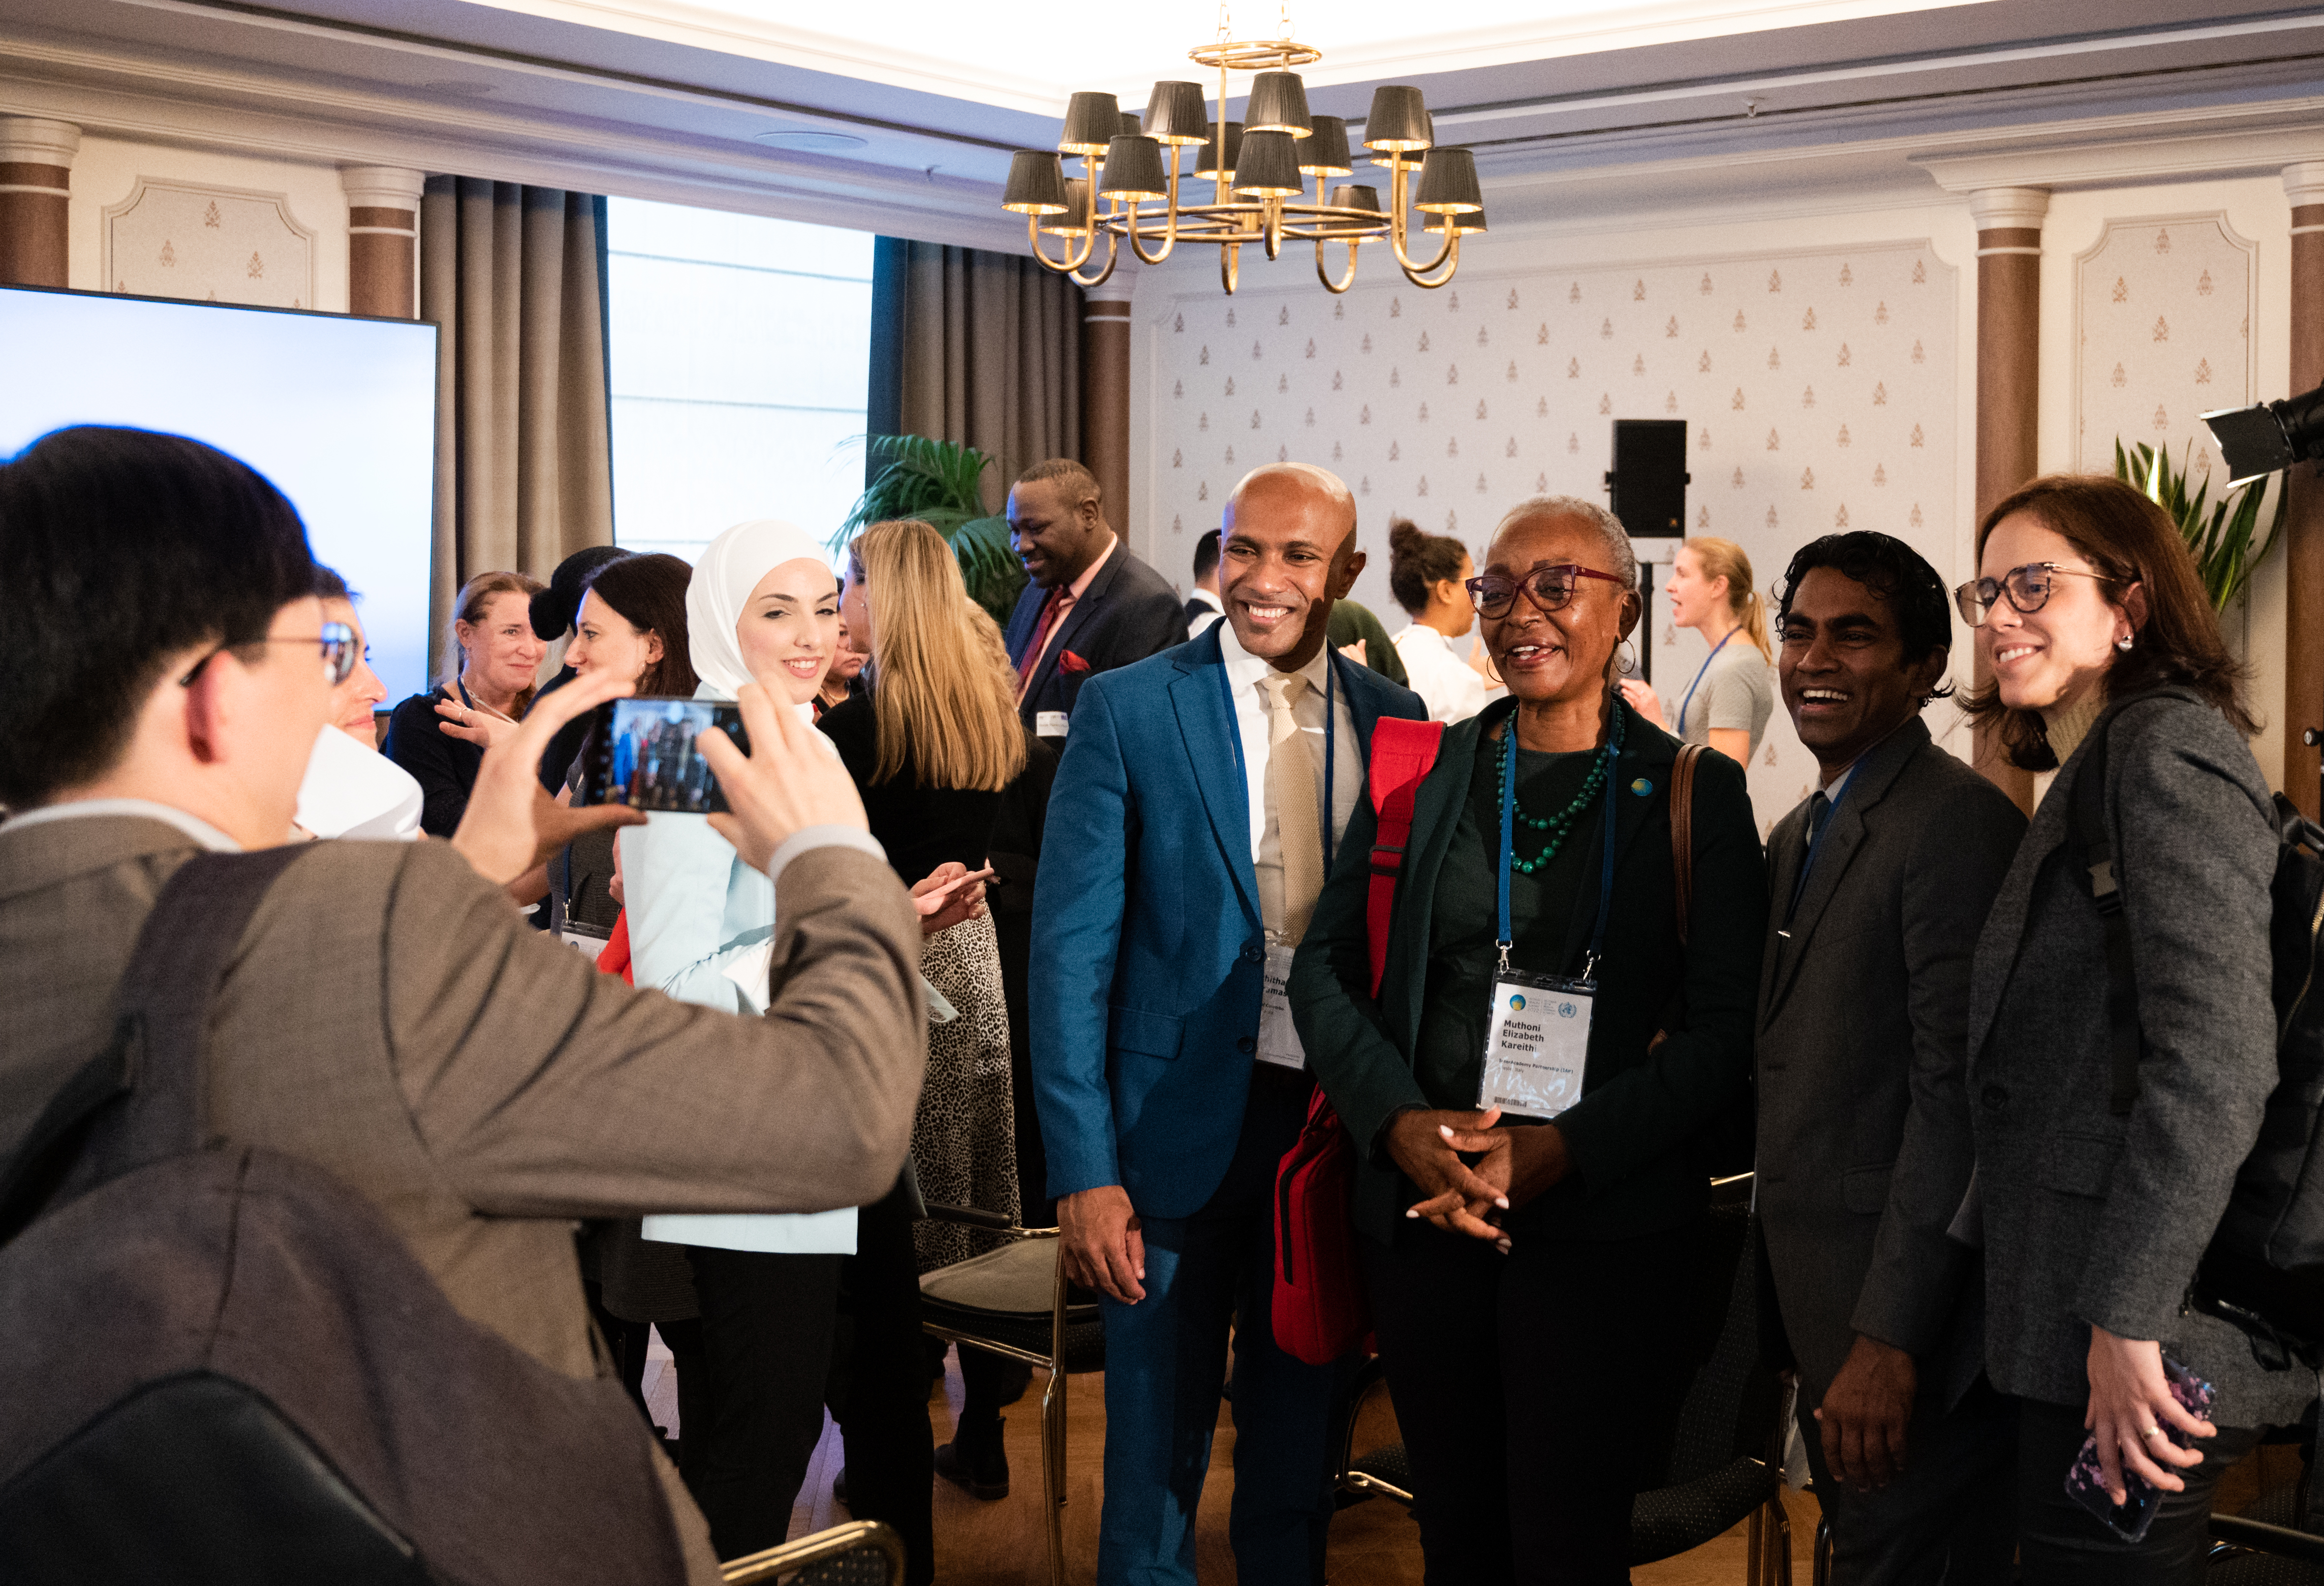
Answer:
[
  {"left": 1465, "top": 563, "right": 1628, "bottom": 619},
  {"left": 180, "top": 622, "right": 360, "bottom": 687},
  {"left": 1952, "top": 562, "right": 2117, "bottom": 628}
]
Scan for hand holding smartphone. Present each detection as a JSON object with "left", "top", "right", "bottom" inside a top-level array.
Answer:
[
  {"left": 2063, "top": 1355, "right": 2216, "bottom": 1543},
  {"left": 575, "top": 697, "right": 748, "bottom": 814}
]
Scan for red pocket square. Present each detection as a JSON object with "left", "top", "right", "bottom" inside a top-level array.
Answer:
[{"left": 1057, "top": 650, "right": 1091, "bottom": 675}]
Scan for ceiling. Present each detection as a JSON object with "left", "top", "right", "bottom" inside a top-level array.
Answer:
[{"left": 1, "top": 0, "right": 2321, "bottom": 249}]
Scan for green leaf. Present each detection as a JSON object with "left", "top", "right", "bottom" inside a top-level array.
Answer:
[{"left": 2109, "top": 433, "right": 2285, "bottom": 612}]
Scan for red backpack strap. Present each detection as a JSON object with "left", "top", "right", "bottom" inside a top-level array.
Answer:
[{"left": 1365, "top": 716, "right": 1447, "bottom": 999}]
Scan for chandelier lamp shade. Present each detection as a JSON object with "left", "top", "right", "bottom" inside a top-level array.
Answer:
[{"left": 998, "top": 14, "right": 1483, "bottom": 294}]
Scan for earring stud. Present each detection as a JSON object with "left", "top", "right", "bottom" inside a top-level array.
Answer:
[{"left": 2115, "top": 635, "right": 2134, "bottom": 652}]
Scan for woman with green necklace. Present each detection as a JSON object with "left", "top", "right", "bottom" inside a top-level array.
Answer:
[{"left": 1290, "top": 495, "right": 1767, "bottom": 1585}]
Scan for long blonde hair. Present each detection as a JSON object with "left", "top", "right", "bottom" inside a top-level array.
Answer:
[
  {"left": 1683, "top": 537, "right": 1769, "bottom": 659},
  {"left": 850, "top": 520, "right": 1027, "bottom": 792}
]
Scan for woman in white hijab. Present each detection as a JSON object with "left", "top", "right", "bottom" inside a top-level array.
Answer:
[{"left": 621, "top": 520, "right": 858, "bottom": 1562}]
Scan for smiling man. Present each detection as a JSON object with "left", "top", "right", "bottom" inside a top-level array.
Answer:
[
  {"left": 1002, "top": 458, "right": 1187, "bottom": 739},
  {"left": 1754, "top": 531, "right": 2028, "bottom": 1586},
  {"left": 1030, "top": 463, "right": 1424, "bottom": 1586}
]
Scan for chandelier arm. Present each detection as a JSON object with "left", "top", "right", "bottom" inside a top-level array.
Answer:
[
  {"left": 1381, "top": 155, "right": 1453, "bottom": 277},
  {"left": 1314, "top": 237, "right": 1358, "bottom": 293},
  {"left": 1127, "top": 154, "right": 1181, "bottom": 266},
  {"left": 1025, "top": 213, "right": 1088, "bottom": 275},
  {"left": 1220, "top": 240, "right": 1240, "bottom": 295},
  {"left": 1400, "top": 229, "right": 1460, "bottom": 289},
  {"left": 1264, "top": 196, "right": 1285, "bottom": 261},
  {"left": 1070, "top": 227, "right": 1121, "bottom": 289}
]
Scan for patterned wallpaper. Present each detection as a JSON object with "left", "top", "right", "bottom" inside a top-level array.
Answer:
[
  {"left": 1143, "top": 240, "right": 1961, "bottom": 832},
  {"left": 102, "top": 179, "right": 316, "bottom": 311},
  {"left": 2073, "top": 212, "right": 2256, "bottom": 484}
]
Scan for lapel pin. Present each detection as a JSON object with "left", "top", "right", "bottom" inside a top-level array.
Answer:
[{"left": 1630, "top": 777, "right": 1653, "bottom": 797}]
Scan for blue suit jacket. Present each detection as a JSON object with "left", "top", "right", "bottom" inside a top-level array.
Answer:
[{"left": 1029, "top": 623, "right": 1428, "bottom": 1219}]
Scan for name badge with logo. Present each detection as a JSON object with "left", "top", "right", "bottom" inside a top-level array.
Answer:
[
  {"left": 1036, "top": 711, "right": 1070, "bottom": 738},
  {"left": 1477, "top": 970, "right": 1593, "bottom": 1120},
  {"left": 1256, "top": 941, "right": 1307, "bottom": 1069}
]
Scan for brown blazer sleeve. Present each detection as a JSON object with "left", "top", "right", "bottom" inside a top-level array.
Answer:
[{"left": 379, "top": 840, "right": 924, "bottom": 1219}]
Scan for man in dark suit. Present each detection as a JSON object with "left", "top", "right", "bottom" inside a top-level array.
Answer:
[
  {"left": 1184, "top": 528, "right": 1224, "bottom": 637},
  {"left": 1003, "top": 458, "right": 1187, "bottom": 740},
  {"left": 1032, "top": 464, "right": 1425, "bottom": 1586},
  {"left": 1756, "top": 531, "right": 2026, "bottom": 1585}
]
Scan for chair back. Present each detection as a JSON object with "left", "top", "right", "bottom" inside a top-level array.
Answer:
[{"left": 1656, "top": 1196, "right": 1781, "bottom": 1488}]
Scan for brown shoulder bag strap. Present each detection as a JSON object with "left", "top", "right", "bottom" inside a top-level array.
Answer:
[{"left": 1671, "top": 744, "right": 1704, "bottom": 948}]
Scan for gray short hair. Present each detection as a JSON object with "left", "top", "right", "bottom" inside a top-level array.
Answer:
[{"left": 1490, "top": 495, "right": 1639, "bottom": 591}]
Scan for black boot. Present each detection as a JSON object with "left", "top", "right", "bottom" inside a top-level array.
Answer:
[{"left": 933, "top": 1417, "right": 1009, "bottom": 1500}]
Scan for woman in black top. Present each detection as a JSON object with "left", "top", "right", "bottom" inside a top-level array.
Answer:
[
  {"left": 1290, "top": 496, "right": 1766, "bottom": 1584},
  {"left": 824, "top": 517, "right": 1029, "bottom": 1503},
  {"left": 382, "top": 569, "right": 545, "bottom": 835}
]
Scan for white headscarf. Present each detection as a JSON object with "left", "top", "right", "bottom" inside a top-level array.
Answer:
[{"left": 685, "top": 519, "right": 837, "bottom": 701}]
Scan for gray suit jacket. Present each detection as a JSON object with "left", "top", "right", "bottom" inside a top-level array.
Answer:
[
  {"left": 1756, "top": 717, "right": 2025, "bottom": 1408},
  {"left": 1968, "top": 693, "right": 2311, "bottom": 1424},
  {"left": 0, "top": 816, "right": 925, "bottom": 1582}
]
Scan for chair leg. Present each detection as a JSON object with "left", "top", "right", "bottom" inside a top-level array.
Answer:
[
  {"left": 1043, "top": 1365, "right": 1068, "bottom": 1586},
  {"left": 1746, "top": 1505, "right": 1764, "bottom": 1586},
  {"left": 1811, "top": 1513, "right": 1831, "bottom": 1586},
  {"left": 1770, "top": 1495, "right": 1793, "bottom": 1586}
]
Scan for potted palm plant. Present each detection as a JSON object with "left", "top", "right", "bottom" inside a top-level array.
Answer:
[
  {"left": 836, "top": 435, "right": 1025, "bottom": 625},
  {"left": 2112, "top": 438, "right": 2286, "bottom": 613}
]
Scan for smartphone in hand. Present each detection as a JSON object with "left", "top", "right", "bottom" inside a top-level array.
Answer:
[
  {"left": 2061, "top": 1356, "right": 2216, "bottom": 1544},
  {"left": 575, "top": 697, "right": 749, "bottom": 814}
]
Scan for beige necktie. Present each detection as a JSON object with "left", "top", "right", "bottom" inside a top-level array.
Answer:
[{"left": 1266, "top": 671, "right": 1325, "bottom": 944}]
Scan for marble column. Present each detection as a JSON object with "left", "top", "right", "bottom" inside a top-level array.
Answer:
[
  {"left": 2284, "top": 162, "right": 2324, "bottom": 817},
  {"left": 1969, "top": 186, "right": 2049, "bottom": 811},
  {"left": 1081, "top": 260, "right": 1137, "bottom": 540},
  {"left": 340, "top": 166, "right": 423, "bottom": 319},
  {"left": 0, "top": 118, "right": 78, "bottom": 289}
]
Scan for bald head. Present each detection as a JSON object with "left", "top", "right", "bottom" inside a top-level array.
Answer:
[{"left": 1218, "top": 461, "right": 1365, "bottom": 670}]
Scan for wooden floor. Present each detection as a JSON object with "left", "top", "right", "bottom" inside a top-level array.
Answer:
[{"left": 642, "top": 1334, "right": 1828, "bottom": 1584}]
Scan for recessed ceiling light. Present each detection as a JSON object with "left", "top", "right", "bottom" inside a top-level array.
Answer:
[
  {"left": 754, "top": 130, "right": 869, "bottom": 152},
  {"left": 422, "top": 80, "right": 496, "bottom": 96}
]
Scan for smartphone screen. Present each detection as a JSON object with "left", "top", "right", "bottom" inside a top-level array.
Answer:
[{"left": 576, "top": 696, "right": 748, "bottom": 814}]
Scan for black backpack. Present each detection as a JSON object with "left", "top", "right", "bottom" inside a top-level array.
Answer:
[
  {"left": 0, "top": 847, "right": 691, "bottom": 1584},
  {"left": 2073, "top": 689, "right": 2324, "bottom": 1370}
]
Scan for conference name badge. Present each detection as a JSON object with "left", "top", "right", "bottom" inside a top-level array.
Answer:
[
  {"left": 1255, "top": 941, "right": 1307, "bottom": 1070},
  {"left": 1036, "top": 711, "right": 1070, "bottom": 739},
  {"left": 1477, "top": 971, "right": 1592, "bottom": 1120}
]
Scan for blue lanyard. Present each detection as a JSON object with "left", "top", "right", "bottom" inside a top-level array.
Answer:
[
  {"left": 1676, "top": 625, "right": 1739, "bottom": 736},
  {"left": 1214, "top": 649, "right": 1337, "bottom": 877},
  {"left": 1788, "top": 763, "right": 1857, "bottom": 915},
  {"left": 1497, "top": 707, "right": 1622, "bottom": 980}
]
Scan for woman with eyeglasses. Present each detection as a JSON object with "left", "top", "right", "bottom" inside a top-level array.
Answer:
[
  {"left": 1289, "top": 495, "right": 1767, "bottom": 1584},
  {"left": 290, "top": 565, "right": 423, "bottom": 841},
  {"left": 1955, "top": 475, "right": 2310, "bottom": 1583}
]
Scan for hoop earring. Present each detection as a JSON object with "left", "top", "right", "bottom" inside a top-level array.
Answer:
[{"left": 1616, "top": 640, "right": 1640, "bottom": 677}]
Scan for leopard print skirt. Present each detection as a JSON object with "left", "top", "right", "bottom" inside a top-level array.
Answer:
[{"left": 909, "top": 909, "right": 1019, "bottom": 1274}]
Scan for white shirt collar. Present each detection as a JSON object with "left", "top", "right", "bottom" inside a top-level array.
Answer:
[
  {"left": 1217, "top": 612, "right": 1333, "bottom": 697},
  {"left": 4, "top": 797, "right": 244, "bottom": 852},
  {"left": 1190, "top": 587, "right": 1223, "bottom": 614}
]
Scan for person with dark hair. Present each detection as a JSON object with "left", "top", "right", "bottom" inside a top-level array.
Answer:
[
  {"left": 1385, "top": 516, "right": 1500, "bottom": 722},
  {"left": 1186, "top": 528, "right": 1224, "bottom": 636},
  {"left": 0, "top": 425, "right": 928, "bottom": 1586},
  {"left": 1957, "top": 475, "right": 2312, "bottom": 1582},
  {"left": 1002, "top": 457, "right": 1187, "bottom": 740},
  {"left": 381, "top": 569, "right": 547, "bottom": 836},
  {"left": 1755, "top": 530, "right": 2026, "bottom": 1584},
  {"left": 292, "top": 564, "right": 424, "bottom": 841},
  {"left": 1290, "top": 492, "right": 1764, "bottom": 1583},
  {"left": 528, "top": 545, "right": 637, "bottom": 794}
]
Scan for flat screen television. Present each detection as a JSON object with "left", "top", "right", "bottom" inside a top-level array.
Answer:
[{"left": 0, "top": 285, "right": 439, "bottom": 704}]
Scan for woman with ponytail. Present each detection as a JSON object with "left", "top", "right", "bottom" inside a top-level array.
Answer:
[
  {"left": 1620, "top": 536, "right": 1776, "bottom": 765},
  {"left": 1386, "top": 516, "right": 1504, "bottom": 723}
]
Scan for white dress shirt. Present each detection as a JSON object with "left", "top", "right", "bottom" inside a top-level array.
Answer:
[
  {"left": 1187, "top": 586, "right": 1224, "bottom": 638},
  {"left": 1216, "top": 619, "right": 1363, "bottom": 934},
  {"left": 1391, "top": 622, "right": 1503, "bottom": 724}
]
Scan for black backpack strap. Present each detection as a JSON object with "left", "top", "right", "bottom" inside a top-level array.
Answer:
[
  {"left": 0, "top": 843, "right": 312, "bottom": 1243},
  {"left": 2068, "top": 721, "right": 2143, "bottom": 1117}
]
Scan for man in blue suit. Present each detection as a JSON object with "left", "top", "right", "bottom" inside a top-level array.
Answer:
[{"left": 1031, "top": 463, "right": 1427, "bottom": 1585}]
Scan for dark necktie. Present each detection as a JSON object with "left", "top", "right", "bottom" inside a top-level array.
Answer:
[{"left": 1786, "top": 790, "right": 1832, "bottom": 924}]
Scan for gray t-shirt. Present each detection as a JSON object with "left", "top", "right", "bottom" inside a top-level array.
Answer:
[{"left": 1676, "top": 636, "right": 1775, "bottom": 760}]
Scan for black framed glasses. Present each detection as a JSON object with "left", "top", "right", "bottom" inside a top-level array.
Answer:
[
  {"left": 179, "top": 622, "right": 359, "bottom": 687},
  {"left": 1465, "top": 563, "right": 1628, "bottom": 619},
  {"left": 1952, "top": 562, "right": 2117, "bottom": 627}
]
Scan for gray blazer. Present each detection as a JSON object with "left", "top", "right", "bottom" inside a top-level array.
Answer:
[
  {"left": 1968, "top": 693, "right": 2310, "bottom": 1424},
  {"left": 1756, "top": 717, "right": 2025, "bottom": 1408}
]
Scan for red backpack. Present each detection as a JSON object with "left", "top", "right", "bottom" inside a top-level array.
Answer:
[{"left": 1272, "top": 717, "right": 1445, "bottom": 1368}]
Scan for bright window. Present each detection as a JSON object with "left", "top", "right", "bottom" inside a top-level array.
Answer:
[{"left": 606, "top": 198, "right": 874, "bottom": 563}]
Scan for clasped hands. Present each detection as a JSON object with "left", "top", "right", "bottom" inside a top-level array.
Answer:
[{"left": 1384, "top": 1106, "right": 1571, "bottom": 1253}]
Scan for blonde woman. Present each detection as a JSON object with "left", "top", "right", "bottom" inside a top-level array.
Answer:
[
  {"left": 383, "top": 569, "right": 545, "bottom": 834},
  {"left": 827, "top": 517, "right": 1029, "bottom": 1502},
  {"left": 1621, "top": 535, "right": 1776, "bottom": 764}
]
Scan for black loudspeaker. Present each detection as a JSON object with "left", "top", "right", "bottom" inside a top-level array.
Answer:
[{"left": 1604, "top": 419, "right": 1689, "bottom": 536}]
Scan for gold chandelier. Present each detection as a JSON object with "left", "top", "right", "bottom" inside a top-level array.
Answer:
[{"left": 999, "top": 9, "right": 1484, "bottom": 295}]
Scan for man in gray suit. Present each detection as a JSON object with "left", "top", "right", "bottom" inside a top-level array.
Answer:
[{"left": 1756, "top": 532, "right": 2027, "bottom": 1584}]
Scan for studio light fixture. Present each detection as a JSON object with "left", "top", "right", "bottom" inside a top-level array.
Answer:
[{"left": 1000, "top": 3, "right": 1482, "bottom": 294}]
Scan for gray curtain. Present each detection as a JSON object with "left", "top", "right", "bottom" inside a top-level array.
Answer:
[
  {"left": 894, "top": 242, "right": 1082, "bottom": 513},
  {"left": 420, "top": 178, "right": 614, "bottom": 675}
]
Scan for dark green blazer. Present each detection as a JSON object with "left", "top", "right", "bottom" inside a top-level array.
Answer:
[{"left": 1288, "top": 695, "right": 1767, "bottom": 1244}]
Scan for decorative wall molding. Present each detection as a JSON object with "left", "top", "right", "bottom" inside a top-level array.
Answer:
[
  {"left": 101, "top": 177, "right": 315, "bottom": 308},
  {"left": 1916, "top": 112, "right": 2324, "bottom": 195},
  {"left": 2072, "top": 211, "right": 2256, "bottom": 478}
]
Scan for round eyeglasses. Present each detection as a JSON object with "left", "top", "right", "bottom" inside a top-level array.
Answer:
[
  {"left": 1952, "top": 563, "right": 2116, "bottom": 628},
  {"left": 1465, "top": 563, "right": 1628, "bottom": 619},
  {"left": 179, "top": 622, "right": 360, "bottom": 687}
]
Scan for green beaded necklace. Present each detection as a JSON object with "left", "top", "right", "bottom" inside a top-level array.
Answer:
[{"left": 1496, "top": 706, "right": 1623, "bottom": 875}]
